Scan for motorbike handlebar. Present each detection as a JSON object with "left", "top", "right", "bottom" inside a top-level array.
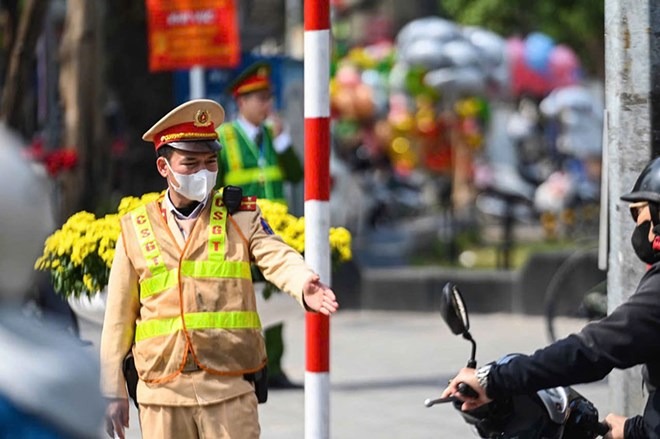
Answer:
[
  {"left": 457, "top": 382, "right": 479, "bottom": 398},
  {"left": 595, "top": 421, "right": 610, "bottom": 437},
  {"left": 424, "top": 396, "right": 457, "bottom": 407},
  {"left": 424, "top": 383, "right": 479, "bottom": 408}
]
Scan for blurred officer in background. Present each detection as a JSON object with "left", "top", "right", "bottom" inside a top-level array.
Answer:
[
  {"left": 0, "top": 125, "right": 105, "bottom": 438},
  {"left": 101, "top": 99, "right": 337, "bottom": 438},
  {"left": 216, "top": 61, "right": 304, "bottom": 389}
]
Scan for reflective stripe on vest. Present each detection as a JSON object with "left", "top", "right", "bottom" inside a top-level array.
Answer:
[
  {"left": 140, "top": 269, "right": 179, "bottom": 298},
  {"left": 135, "top": 311, "right": 262, "bottom": 342},
  {"left": 224, "top": 166, "right": 283, "bottom": 186},
  {"left": 131, "top": 205, "right": 168, "bottom": 276},
  {"left": 220, "top": 125, "right": 243, "bottom": 171},
  {"left": 140, "top": 261, "right": 251, "bottom": 298},
  {"left": 220, "top": 123, "right": 284, "bottom": 187},
  {"left": 131, "top": 193, "right": 251, "bottom": 299},
  {"left": 208, "top": 194, "right": 227, "bottom": 262}
]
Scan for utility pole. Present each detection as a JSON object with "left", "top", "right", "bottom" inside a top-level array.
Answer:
[
  {"left": 605, "top": 0, "right": 660, "bottom": 417},
  {"left": 304, "top": 3, "right": 331, "bottom": 438},
  {"left": 285, "top": 0, "right": 303, "bottom": 58},
  {"left": 653, "top": 6, "right": 660, "bottom": 157}
]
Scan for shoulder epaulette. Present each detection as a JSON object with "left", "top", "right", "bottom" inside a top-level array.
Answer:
[{"left": 238, "top": 196, "right": 257, "bottom": 211}]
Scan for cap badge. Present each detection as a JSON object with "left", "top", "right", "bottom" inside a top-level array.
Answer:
[{"left": 193, "top": 109, "right": 212, "bottom": 127}]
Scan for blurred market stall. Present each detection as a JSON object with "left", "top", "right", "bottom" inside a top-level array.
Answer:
[{"left": 326, "top": 13, "right": 602, "bottom": 267}]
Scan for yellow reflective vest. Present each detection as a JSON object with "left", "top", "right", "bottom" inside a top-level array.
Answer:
[{"left": 120, "top": 192, "right": 266, "bottom": 383}]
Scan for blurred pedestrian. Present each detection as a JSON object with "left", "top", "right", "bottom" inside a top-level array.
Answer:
[
  {"left": 0, "top": 125, "right": 105, "bottom": 438},
  {"left": 101, "top": 99, "right": 337, "bottom": 438},
  {"left": 216, "top": 61, "right": 304, "bottom": 389}
]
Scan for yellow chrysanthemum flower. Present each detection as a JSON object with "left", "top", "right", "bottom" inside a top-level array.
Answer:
[
  {"left": 36, "top": 192, "right": 165, "bottom": 298},
  {"left": 257, "top": 199, "right": 353, "bottom": 262}
]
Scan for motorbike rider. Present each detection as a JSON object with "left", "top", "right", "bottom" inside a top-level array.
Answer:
[
  {"left": 0, "top": 125, "right": 105, "bottom": 437},
  {"left": 442, "top": 156, "right": 660, "bottom": 439}
]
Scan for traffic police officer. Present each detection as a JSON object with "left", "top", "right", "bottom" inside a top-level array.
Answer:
[
  {"left": 216, "top": 61, "right": 304, "bottom": 389},
  {"left": 101, "top": 99, "right": 338, "bottom": 439},
  {"left": 442, "top": 156, "right": 660, "bottom": 439}
]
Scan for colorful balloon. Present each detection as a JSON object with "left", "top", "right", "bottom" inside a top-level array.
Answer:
[
  {"left": 548, "top": 45, "right": 581, "bottom": 88},
  {"left": 508, "top": 37, "right": 553, "bottom": 97},
  {"left": 442, "top": 39, "right": 481, "bottom": 68},
  {"left": 396, "top": 17, "right": 461, "bottom": 51},
  {"left": 335, "top": 63, "right": 362, "bottom": 88},
  {"left": 464, "top": 26, "right": 506, "bottom": 68},
  {"left": 524, "top": 32, "right": 554, "bottom": 74},
  {"left": 425, "top": 65, "right": 486, "bottom": 98},
  {"left": 388, "top": 62, "right": 409, "bottom": 93},
  {"left": 402, "top": 38, "right": 452, "bottom": 69}
]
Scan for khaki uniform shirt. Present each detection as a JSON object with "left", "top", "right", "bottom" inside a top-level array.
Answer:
[{"left": 100, "top": 193, "right": 314, "bottom": 406}]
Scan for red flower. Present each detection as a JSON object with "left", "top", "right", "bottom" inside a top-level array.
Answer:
[
  {"left": 59, "top": 149, "right": 78, "bottom": 169},
  {"left": 24, "top": 137, "right": 46, "bottom": 161},
  {"left": 23, "top": 137, "right": 79, "bottom": 178},
  {"left": 42, "top": 148, "right": 79, "bottom": 177}
]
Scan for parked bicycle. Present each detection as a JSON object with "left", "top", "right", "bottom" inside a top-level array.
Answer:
[{"left": 543, "top": 245, "right": 606, "bottom": 342}]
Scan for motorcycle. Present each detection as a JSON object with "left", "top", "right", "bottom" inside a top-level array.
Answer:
[{"left": 425, "top": 282, "right": 610, "bottom": 438}]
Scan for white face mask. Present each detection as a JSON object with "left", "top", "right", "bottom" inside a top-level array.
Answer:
[{"left": 166, "top": 161, "right": 217, "bottom": 202}]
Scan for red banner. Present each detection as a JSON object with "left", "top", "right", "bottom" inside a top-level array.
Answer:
[{"left": 145, "top": 0, "right": 240, "bottom": 72}]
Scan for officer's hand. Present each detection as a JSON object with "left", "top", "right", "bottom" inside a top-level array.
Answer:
[
  {"left": 303, "top": 274, "right": 339, "bottom": 315},
  {"left": 441, "top": 368, "right": 492, "bottom": 412},
  {"left": 603, "top": 413, "right": 625, "bottom": 439},
  {"left": 105, "top": 398, "right": 129, "bottom": 439},
  {"left": 268, "top": 114, "right": 284, "bottom": 138}
]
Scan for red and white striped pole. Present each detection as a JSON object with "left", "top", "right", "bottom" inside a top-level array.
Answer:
[{"left": 304, "top": 1, "right": 331, "bottom": 438}]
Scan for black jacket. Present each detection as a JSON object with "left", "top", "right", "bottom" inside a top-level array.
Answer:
[{"left": 487, "top": 262, "right": 660, "bottom": 438}]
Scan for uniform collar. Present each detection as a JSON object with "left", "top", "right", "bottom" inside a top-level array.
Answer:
[
  {"left": 236, "top": 115, "right": 261, "bottom": 141},
  {"left": 164, "top": 189, "right": 209, "bottom": 220}
]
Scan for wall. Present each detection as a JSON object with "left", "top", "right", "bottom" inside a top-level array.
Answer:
[{"left": 335, "top": 250, "right": 608, "bottom": 315}]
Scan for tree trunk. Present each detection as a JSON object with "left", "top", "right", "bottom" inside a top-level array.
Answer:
[
  {"left": 58, "top": 0, "right": 107, "bottom": 221},
  {"left": 0, "top": 0, "right": 47, "bottom": 135}
]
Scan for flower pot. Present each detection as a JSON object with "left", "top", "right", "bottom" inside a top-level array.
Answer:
[{"left": 68, "top": 289, "right": 107, "bottom": 327}]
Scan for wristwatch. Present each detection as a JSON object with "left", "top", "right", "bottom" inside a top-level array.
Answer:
[{"left": 476, "top": 364, "right": 492, "bottom": 392}]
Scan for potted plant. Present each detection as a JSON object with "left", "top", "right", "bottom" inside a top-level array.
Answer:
[{"left": 34, "top": 192, "right": 163, "bottom": 324}]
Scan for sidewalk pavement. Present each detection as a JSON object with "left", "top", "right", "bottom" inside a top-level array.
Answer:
[{"left": 81, "top": 311, "right": 610, "bottom": 438}]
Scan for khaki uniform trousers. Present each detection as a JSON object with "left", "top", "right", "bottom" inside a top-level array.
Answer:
[{"left": 139, "top": 392, "right": 260, "bottom": 439}]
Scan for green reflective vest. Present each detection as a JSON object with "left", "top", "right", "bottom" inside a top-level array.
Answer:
[{"left": 217, "top": 122, "right": 285, "bottom": 202}]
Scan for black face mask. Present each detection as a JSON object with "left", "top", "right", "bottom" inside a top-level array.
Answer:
[{"left": 631, "top": 221, "right": 660, "bottom": 264}]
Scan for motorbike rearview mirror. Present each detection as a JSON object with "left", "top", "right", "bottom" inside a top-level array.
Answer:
[
  {"left": 440, "top": 282, "right": 470, "bottom": 335},
  {"left": 440, "top": 282, "right": 477, "bottom": 368}
]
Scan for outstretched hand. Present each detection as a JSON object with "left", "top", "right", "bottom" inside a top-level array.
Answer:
[{"left": 303, "top": 274, "right": 339, "bottom": 315}]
